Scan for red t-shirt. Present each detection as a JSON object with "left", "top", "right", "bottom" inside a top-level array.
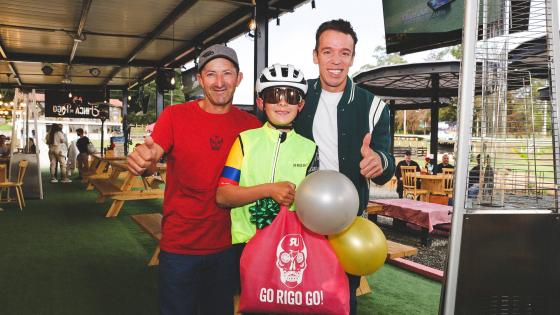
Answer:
[{"left": 151, "top": 100, "right": 261, "bottom": 255}]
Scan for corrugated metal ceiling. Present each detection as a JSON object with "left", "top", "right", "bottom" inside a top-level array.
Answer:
[{"left": 0, "top": 0, "right": 309, "bottom": 90}]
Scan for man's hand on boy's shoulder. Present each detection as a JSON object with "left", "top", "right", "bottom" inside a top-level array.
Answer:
[{"left": 268, "top": 181, "right": 296, "bottom": 206}]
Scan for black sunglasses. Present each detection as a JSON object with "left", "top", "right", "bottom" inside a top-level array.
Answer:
[{"left": 262, "top": 87, "right": 303, "bottom": 105}]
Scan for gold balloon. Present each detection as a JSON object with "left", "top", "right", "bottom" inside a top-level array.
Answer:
[{"left": 328, "top": 217, "right": 388, "bottom": 276}]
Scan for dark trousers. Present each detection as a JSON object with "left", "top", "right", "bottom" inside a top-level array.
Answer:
[
  {"left": 348, "top": 273, "right": 360, "bottom": 315},
  {"left": 233, "top": 243, "right": 245, "bottom": 294},
  {"left": 233, "top": 243, "right": 261, "bottom": 315},
  {"left": 396, "top": 179, "right": 404, "bottom": 198},
  {"left": 159, "top": 248, "right": 236, "bottom": 315}
]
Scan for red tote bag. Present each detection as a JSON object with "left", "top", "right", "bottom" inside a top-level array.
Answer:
[{"left": 238, "top": 206, "right": 349, "bottom": 315}]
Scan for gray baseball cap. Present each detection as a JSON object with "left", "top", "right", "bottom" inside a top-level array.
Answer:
[{"left": 197, "top": 44, "right": 239, "bottom": 72}]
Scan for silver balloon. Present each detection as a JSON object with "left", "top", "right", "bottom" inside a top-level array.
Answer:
[{"left": 295, "top": 170, "right": 359, "bottom": 235}]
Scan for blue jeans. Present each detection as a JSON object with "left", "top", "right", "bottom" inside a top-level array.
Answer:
[
  {"left": 467, "top": 184, "right": 480, "bottom": 199},
  {"left": 159, "top": 248, "right": 236, "bottom": 315}
]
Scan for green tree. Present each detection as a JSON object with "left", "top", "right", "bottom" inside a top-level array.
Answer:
[
  {"left": 450, "top": 45, "right": 462, "bottom": 60},
  {"left": 439, "top": 99, "right": 458, "bottom": 122},
  {"left": 424, "top": 45, "right": 461, "bottom": 61},
  {"left": 424, "top": 47, "right": 451, "bottom": 61},
  {"left": 127, "top": 70, "right": 185, "bottom": 125},
  {"left": 356, "top": 45, "right": 406, "bottom": 74}
]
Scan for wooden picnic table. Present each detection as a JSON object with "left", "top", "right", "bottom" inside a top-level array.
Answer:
[
  {"left": 90, "top": 160, "right": 166, "bottom": 217},
  {"left": 416, "top": 173, "right": 446, "bottom": 195},
  {"left": 83, "top": 153, "right": 128, "bottom": 186},
  {"left": 370, "top": 198, "right": 452, "bottom": 246}
]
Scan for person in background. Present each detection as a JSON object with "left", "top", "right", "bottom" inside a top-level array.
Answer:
[
  {"left": 433, "top": 153, "right": 454, "bottom": 174},
  {"left": 67, "top": 137, "right": 78, "bottom": 178},
  {"left": 293, "top": 19, "right": 395, "bottom": 315},
  {"left": 75, "top": 128, "right": 90, "bottom": 180},
  {"left": 424, "top": 155, "right": 434, "bottom": 174},
  {"left": 0, "top": 135, "right": 10, "bottom": 157},
  {"left": 467, "top": 154, "right": 481, "bottom": 198},
  {"left": 395, "top": 150, "right": 421, "bottom": 198},
  {"left": 126, "top": 44, "right": 261, "bottom": 315},
  {"left": 482, "top": 154, "right": 494, "bottom": 197},
  {"left": 46, "top": 124, "right": 71, "bottom": 183},
  {"left": 24, "top": 137, "right": 36, "bottom": 154}
]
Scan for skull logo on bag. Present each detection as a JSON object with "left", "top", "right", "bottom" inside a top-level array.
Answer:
[{"left": 276, "top": 234, "right": 307, "bottom": 288}]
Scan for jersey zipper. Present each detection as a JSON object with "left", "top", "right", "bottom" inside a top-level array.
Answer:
[{"left": 269, "top": 132, "right": 286, "bottom": 182}]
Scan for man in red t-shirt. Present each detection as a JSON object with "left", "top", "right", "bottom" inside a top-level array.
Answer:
[{"left": 128, "top": 44, "right": 261, "bottom": 315}]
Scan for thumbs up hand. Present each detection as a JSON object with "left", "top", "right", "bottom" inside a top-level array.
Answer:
[
  {"left": 127, "top": 136, "right": 163, "bottom": 176},
  {"left": 359, "top": 133, "right": 382, "bottom": 179}
]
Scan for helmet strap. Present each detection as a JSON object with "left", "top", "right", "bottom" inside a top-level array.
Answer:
[
  {"left": 263, "top": 104, "right": 294, "bottom": 131},
  {"left": 268, "top": 120, "right": 293, "bottom": 131}
]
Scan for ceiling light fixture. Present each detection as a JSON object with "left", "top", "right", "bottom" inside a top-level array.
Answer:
[
  {"left": 89, "top": 67, "right": 101, "bottom": 77},
  {"left": 41, "top": 64, "right": 54, "bottom": 75},
  {"left": 68, "top": 91, "right": 73, "bottom": 98},
  {"left": 248, "top": 4, "right": 257, "bottom": 31}
]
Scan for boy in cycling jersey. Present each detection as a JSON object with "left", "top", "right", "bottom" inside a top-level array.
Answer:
[{"left": 216, "top": 63, "right": 319, "bottom": 294}]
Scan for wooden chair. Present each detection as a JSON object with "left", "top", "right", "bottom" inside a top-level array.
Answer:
[
  {"left": 0, "top": 160, "right": 28, "bottom": 210},
  {"left": 384, "top": 176, "right": 397, "bottom": 190},
  {"left": 442, "top": 168, "right": 454, "bottom": 197},
  {"left": 401, "top": 166, "right": 429, "bottom": 201}
]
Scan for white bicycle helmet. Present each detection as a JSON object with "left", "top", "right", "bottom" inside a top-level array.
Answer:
[{"left": 256, "top": 63, "right": 307, "bottom": 95}]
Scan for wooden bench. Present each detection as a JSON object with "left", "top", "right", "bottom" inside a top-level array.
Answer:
[
  {"left": 131, "top": 213, "right": 162, "bottom": 266},
  {"left": 90, "top": 161, "right": 166, "bottom": 217},
  {"left": 387, "top": 240, "right": 418, "bottom": 258},
  {"left": 356, "top": 240, "right": 418, "bottom": 296}
]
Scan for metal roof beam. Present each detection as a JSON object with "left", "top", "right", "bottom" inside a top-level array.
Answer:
[
  {"left": 132, "top": 0, "right": 306, "bottom": 89},
  {"left": 0, "top": 23, "right": 194, "bottom": 42},
  {"left": 389, "top": 103, "right": 450, "bottom": 110},
  {"left": 0, "top": 37, "right": 22, "bottom": 86},
  {"left": 131, "top": 10, "right": 251, "bottom": 89},
  {"left": 1, "top": 83, "right": 126, "bottom": 90},
  {"left": 362, "top": 87, "right": 458, "bottom": 98},
  {"left": 218, "top": 0, "right": 293, "bottom": 12},
  {"left": 69, "top": 0, "right": 93, "bottom": 65},
  {"left": 127, "top": 0, "right": 199, "bottom": 64},
  {"left": 8, "top": 53, "right": 157, "bottom": 67},
  {"left": 161, "top": 6, "right": 251, "bottom": 68},
  {"left": 162, "top": 0, "right": 297, "bottom": 68},
  {"left": 103, "top": 0, "right": 199, "bottom": 86}
]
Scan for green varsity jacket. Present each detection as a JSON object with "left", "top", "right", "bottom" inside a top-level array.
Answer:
[{"left": 294, "top": 77, "right": 395, "bottom": 214}]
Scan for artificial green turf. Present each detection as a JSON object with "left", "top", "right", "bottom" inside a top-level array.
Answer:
[
  {"left": 0, "top": 174, "right": 441, "bottom": 314},
  {"left": 359, "top": 265, "right": 442, "bottom": 314},
  {"left": 0, "top": 174, "right": 162, "bottom": 315}
]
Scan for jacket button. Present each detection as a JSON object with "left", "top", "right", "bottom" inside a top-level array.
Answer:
[{"left": 342, "top": 132, "right": 347, "bottom": 136}]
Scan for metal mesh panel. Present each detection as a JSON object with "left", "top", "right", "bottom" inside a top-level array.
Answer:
[{"left": 467, "top": 0, "right": 558, "bottom": 211}]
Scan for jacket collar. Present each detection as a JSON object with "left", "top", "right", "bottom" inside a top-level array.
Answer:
[
  {"left": 262, "top": 122, "right": 296, "bottom": 141},
  {"left": 309, "top": 76, "right": 354, "bottom": 107}
]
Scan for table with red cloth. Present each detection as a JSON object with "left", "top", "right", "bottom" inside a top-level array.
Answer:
[{"left": 369, "top": 198, "right": 452, "bottom": 245}]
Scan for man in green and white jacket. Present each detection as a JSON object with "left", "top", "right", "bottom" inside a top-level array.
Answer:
[{"left": 293, "top": 19, "right": 395, "bottom": 315}]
